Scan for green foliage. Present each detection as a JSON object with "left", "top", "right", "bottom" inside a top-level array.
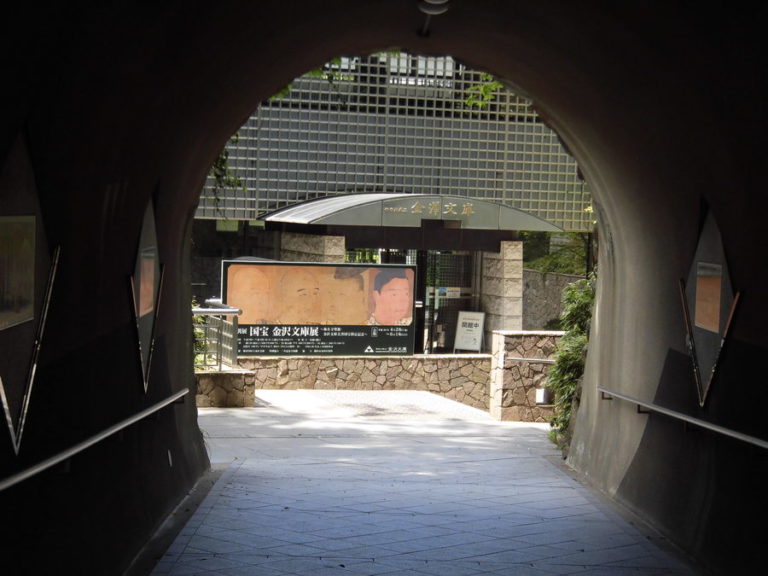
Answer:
[
  {"left": 208, "top": 132, "right": 244, "bottom": 216},
  {"left": 269, "top": 57, "right": 354, "bottom": 102},
  {"left": 465, "top": 72, "right": 504, "bottom": 109},
  {"left": 305, "top": 57, "right": 354, "bottom": 83},
  {"left": 547, "top": 274, "right": 596, "bottom": 452},
  {"left": 345, "top": 248, "right": 379, "bottom": 263},
  {"left": 268, "top": 85, "right": 293, "bottom": 101},
  {"left": 520, "top": 231, "right": 551, "bottom": 262},
  {"left": 560, "top": 275, "right": 595, "bottom": 332},
  {"left": 522, "top": 232, "right": 589, "bottom": 276},
  {"left": 548, "top": 331, "right": 588, "bottom": 439},
  {"left": 192, "top": 299, "right": 209, "bottom": 370}
]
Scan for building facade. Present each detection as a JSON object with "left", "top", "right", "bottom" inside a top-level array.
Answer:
[{"left": 195, "top": 53, "right": 593, "bottom": 232}]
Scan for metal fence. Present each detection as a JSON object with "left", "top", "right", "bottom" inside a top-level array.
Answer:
[{"left": 192, "top": 303, "right": 241, "bottom": 371}]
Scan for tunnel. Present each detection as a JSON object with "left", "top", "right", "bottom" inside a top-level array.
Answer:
[{"left": 1, "top": 1, "right": 766, "bottom": 574}]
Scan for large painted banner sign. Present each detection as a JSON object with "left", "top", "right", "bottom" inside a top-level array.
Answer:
[{"left": 223, "top": 261, "right": 416, "bottom": 355}]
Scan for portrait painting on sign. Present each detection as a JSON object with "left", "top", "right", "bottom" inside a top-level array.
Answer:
[
  {"left": 366, "top": 268, "right": 415, "bottom": 326},
  {"left": 224, "top": 262, "right": 414, "bottom": 327}
]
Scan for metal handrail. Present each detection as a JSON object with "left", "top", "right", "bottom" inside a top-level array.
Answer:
[
  {"left": 191, "top": 306, "right": 242, "bottom": 316},
  {"left": 597, "top": 385, "right": 768, "bottom": 451},
  {"left": 192, "top": 307, "right": 240, "bottom": 370},
  {"left": 506, "top": 356, "right": 556, "bottom": 364},
  {"left": 0, "top": 387, "right": 189, "bottom": 492}
]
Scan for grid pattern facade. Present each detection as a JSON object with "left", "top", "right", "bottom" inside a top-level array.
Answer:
[{"left": 197, "top": 53, "right": 592, "bottom": 232}]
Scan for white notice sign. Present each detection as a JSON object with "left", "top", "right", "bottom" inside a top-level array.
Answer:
[
  {"left": 454, "top": 311, "right": 485, "bottom": 352},
  {"left": 446, "top": 287, "right": 461, "bottom": 299}
]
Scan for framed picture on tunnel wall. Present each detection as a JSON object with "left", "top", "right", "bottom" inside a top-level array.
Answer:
[
  {"left": 131, "top": 202, "right": 163, "bottom": 391},
  {"left": 0, "top": 216, "right": 35, "bottom": 332},
  {"left": 222, "top": 261, "right": 416, "bottom": 355},
  {"left": 681, "top": 209, "right": 740, "bottom": 408}
]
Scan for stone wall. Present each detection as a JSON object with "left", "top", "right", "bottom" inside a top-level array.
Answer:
[
  {"left": 280, "top": 231, "right": 346, "bottom": 263},
  {"left": 490, "top": 330, "right": 563, "bottom": 422},
  {"left": 196, "top": 355, "right": 492, "bottom": 410},
  {"left": 481, "top": 241, "right": 523, "bottom": 345},
  {"left": 239, "top": 355, "right": 492, "bottom": 410},
  {"left": 523, "top": 269, "right": 584, "bottom": 329},
  {"left": 195, "top": 370, "right": 256, "bottom": 407},
  {"left": 195, "top": 330, "right": 563, "bottom": 424}
]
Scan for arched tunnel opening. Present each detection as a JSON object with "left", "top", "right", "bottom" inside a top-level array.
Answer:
[{"left": 1, "top": 2, "right": 766, "bottom": 574}]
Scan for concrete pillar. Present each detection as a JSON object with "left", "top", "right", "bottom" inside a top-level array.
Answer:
[
  {"left": 279, "top": 231, "right": 346, "bottom": 263},
  {"left": 481, "top": 241, "right": 523, "bottom": 344}
]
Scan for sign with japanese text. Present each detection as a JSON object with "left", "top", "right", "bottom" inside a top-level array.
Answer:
[
  {"left": 380, "top": 195, "right": 500, "bottom": 229},
  {"left": 223, "top": 261, "right": 416, "bottom": 355},
  {"left": 453, "top": 311, "right": 485, "bottom": 352}
]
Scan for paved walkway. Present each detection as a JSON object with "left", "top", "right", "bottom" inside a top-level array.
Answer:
[{"left": 149, "top": 390, "right": 698, "bottom": 575}]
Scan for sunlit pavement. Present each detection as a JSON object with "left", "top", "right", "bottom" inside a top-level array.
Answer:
[{"left": 151, "top": 390, "right": 698, "bottom": 575}]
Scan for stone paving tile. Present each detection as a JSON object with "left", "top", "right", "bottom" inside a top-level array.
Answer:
[{"left": 151, "top": 391, "right": 698, "bottom": 576}]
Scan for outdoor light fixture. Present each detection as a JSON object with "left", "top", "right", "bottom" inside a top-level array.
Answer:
[{"left": 418, "top": 0, "right": 451, "bottom": 36}]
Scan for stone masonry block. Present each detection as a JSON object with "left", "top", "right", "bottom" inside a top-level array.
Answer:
[
  {"left": 482, "top": 276, "right": 524, "bottom": 298},
  {"left": 196, "top": 395, "right": 211, "bottom": 407},
  {"left": 481, "top": 295, "right": 522, "bottom": 317},
  {"left": 499, "top": 241, "right": 523, "bottom": 261}
]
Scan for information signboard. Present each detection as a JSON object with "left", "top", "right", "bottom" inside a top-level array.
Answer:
[
  {"left": 453, "top": 311, "right": 485, "bottom": 352},
  {"left": 223, "top": 261, "right": 416, "bottom": 356}
]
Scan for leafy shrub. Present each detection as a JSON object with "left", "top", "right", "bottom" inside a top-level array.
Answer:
[
  {"left": 521, "top": 231, "right": 591, "bottom": 276},
  {"left": 548, "top": 274, "right": 596, "bottom": 453},
  {"left": 192, "top": 299, "right": 209, "bottom": 369}
]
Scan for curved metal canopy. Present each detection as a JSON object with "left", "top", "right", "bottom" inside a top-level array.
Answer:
[{"left": 260, "top": 194, "right": 562, "bottom": 231}]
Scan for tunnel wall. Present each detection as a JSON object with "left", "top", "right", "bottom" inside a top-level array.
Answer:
[
  {"left": 0, "top": 4, "right": 217, "bottom": 573},
  {"left": 1, "top": 2, "right": 766, "bottom": 574}
]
